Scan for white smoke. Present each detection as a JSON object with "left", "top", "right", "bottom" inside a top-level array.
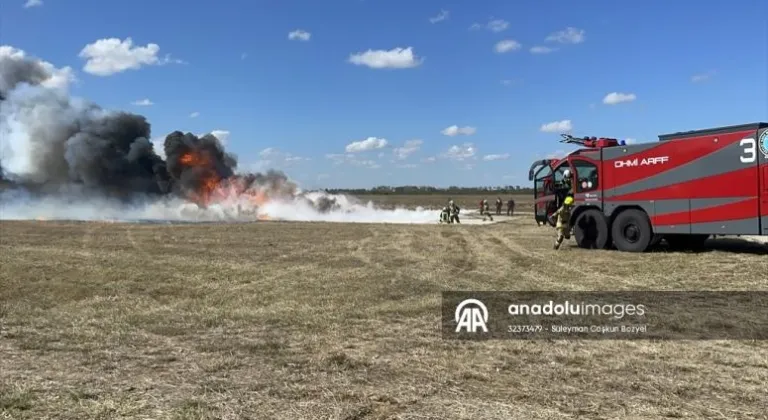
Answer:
[
  {"left": 258, "top": 191, "right": 436, "bottom": 223},
  {"left": 0, "top": 188, "right": 439, "bottom": 224}
]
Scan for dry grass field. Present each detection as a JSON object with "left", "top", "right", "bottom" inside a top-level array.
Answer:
[{"left": 1, "top": 195, "right": 767, "bottom": 419}]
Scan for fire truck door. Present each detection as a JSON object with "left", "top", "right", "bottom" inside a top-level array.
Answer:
[{"left": 759, "top": 128, "right": 768, "bottom": 234}]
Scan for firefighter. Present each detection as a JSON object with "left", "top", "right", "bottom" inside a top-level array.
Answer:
[
  {"left": 506, "top": 198, "right": 515, "bottom": 216},
  {"left": 550, "top": 196, "right": 574, "bottom": 250},
  {"left": 449, "top": 201, "right": 461, "bottom": 223},
  {"left": 495, "top": 197, "right": 502, "bottom": 215},
  {"left": 562, "top": 168, "right": 573, "bottom": 193},
  {"left": 439, "top": 206, "right": 451, "bottom": 223},
  {"left": 482, "top": 199, "right": 493, "bottom": 221}
]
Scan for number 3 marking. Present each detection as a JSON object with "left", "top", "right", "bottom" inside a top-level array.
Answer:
[{"left": 740, "top": 138, "right": 756, "bottom": 163}]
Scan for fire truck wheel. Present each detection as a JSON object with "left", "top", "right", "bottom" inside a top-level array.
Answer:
[
  {"left": 573, "top": 209, "right": 610, "bottom": 249},
  {"left": 611, "top": 209, "right": 652, "bottom": 252}
]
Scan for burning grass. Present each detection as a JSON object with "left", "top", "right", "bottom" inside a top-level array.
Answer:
[{"left": 0, "top": 205, "right": 766, "bottom": 419}]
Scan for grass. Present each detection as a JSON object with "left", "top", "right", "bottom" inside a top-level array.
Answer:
[{"left": 1, "top": 195, "right": 767, "bottom": 419}]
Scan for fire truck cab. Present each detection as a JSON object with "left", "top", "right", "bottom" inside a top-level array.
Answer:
[{"left": 529, "top": 123, "right": 768, "bottom": 252}]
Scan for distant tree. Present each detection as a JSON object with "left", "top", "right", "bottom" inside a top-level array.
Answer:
[{"left": 324, "top": 185, "right": 533, "bottom": 195}]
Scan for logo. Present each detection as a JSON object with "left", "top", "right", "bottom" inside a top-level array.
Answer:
[
  {"left": 614, "top": 156, "right": 669, "bottom": 169},
  {"left": 455, "top": 298, "right": 489, "bottom": 333},
  {"left": 760, "top": 130, "right": 768, "bottom": 158}
]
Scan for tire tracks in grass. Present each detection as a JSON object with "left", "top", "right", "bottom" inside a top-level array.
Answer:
[{"left": 488, "top": 230, "right": 624, "bottom": 287}]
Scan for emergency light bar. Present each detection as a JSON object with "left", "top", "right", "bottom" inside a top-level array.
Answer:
[{"left": 559, "top": 133, "right": 622, "bottom": 148}]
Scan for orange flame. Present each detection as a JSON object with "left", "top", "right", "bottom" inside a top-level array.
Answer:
[
  {"left": 175, "top": 151, "right": 275, "bottom": 218},
  {"left": 179, "top": 151, "right": 211, "bottom": 167}
]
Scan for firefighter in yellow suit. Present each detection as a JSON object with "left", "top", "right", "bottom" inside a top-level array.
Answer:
[{"left": 551, "top": 196, "right": 574, "bottom": 250}]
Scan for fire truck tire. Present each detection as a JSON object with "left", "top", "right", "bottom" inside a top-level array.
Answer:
[
  {"left": 611, "top": 209, "right": 653, "bottom": 252},
  {"left": 573, "top": 209, "right": 610, "bottom": 249}
]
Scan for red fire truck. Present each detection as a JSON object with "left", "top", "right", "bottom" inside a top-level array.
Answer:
[{"left": 528, "top": 122, "right": 768, "bottom": 252}]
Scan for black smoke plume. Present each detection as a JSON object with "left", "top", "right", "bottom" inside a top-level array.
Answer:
[{"left": 0, "top": 46, "right": 299, "bottom": 208}]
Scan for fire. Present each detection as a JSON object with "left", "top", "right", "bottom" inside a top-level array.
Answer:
[
  {"left": 249, "top": 189, "right": 269, "bottom": 206},
  {"left": 179, "top": 151, "right": 211, "bottom": 167},
  {"left": 173, "top": 149, "right": 280, "bottom": 219}
]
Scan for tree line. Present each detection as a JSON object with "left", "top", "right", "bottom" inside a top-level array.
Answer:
[{"left": 323, "top": 185, "right": 534, "bottom": 195}]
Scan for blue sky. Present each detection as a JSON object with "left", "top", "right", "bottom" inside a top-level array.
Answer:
[{"left": 3, "top": 0, "right": 767, "bottom": 189}]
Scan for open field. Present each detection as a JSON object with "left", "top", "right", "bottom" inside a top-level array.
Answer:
[{"left": 1, "top": 213, "right": 767, "bottom": 419}]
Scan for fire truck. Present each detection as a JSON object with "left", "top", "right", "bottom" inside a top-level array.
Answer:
[{"left": 528, "top": 122, "right": 768, "bottom": 252}]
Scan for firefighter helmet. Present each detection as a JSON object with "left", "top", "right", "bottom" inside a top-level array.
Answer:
[{"left": 564, "top": 196, "right": 574, "bottom": 205}]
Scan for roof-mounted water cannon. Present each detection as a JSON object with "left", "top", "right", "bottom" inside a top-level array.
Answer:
[{"left": 559, "top": 133, "right": 620, "bottom": 148}]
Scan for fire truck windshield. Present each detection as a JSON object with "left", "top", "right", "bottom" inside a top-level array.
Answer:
[{"left": 572, "top": 160, "right": 599, "bottom": 191}]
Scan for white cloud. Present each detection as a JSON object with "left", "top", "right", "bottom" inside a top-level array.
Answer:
[
  {"left": 326, "top": 154, "right": 381, "bottom": 169},
  {"left": 23, "top": 0, "right": 42, "bottom": 8},
  {"left": 501, "top": 79, "right": 522, "bottom": 87},
  {"left": 259, "top": 147, "right": 308, "bottom": 163},
  {"left": 79, "top": 37, "right": 183, "bottom": 76},
  {"left": 396, "top": 163, "right": 419, "bottom": 169},
  {"left": 495, "top": 40, "right": 522, "bottom": 53},
  {"left": 470, "top": 18, "right": 509, "bottom": 32},
  {"left": 483, "top": 153, "right": 510, "bottom": 161},
  {"left": 0, "top": 45, "right": 75, "bottom": 91},
  {"left": 530, "top": 46, "right": 556, "bottom": 54},
  {"left": 259, "top": 147, "right": 277, "bottom": 157},
  {"left": 189, "top": 111, "right": 200, "bottom": 118},
  {"left": 421, "top": 156, "right": 436, "bottom": 163},
  {"left": 284, "top": 155, "right": 310, "bottom": 162},
  {"left": 209, "top": 130, "right": 230, "bottom": 144},
  {"left": 345, "top": 137, "right": 388, "bottom": 153},
  {"left": 317, "top": 173, "right": 330, "bottom": 179},
  {"left": 288, "top": 30, "right": 311, "bottom": 41},
  {"left": 545, "top": 27, "right": 586, "bottom": 44},
  {"left": 691, "top": 70, "right": 716, "bottom": 83},
  {"left": 443, "top": 143, "right": 476, "bottom": 161},
  {"left": 393, "top": 139, "right": 423, "bottom": 160},
  {"left": 348, "top": 47, "right": 423, "bottom": 69},
  {"left": 540, "top": 120, "right": 573, "bottom": 133},
  {"left": 429, "top": 10, "right": 449, "bottom": 23},
  {"left": 602, "top": 92, "right": 636, "bottom": 105},
  {"left": 131, "top": 98, "right": 153, "bottom": 106},
  {"left": 624, "top": 138, "right": 636, "bottom": 144},
  {"left": 487, "top": 19, "right": 509, "bottom": 32},
  {"left": 441, "top": 125, "right": 476, "bottom": 136}
]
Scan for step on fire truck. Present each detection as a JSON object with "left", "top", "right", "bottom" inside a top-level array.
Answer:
[{"left": 528, "top": 122, "right": 768, "bottom": 252}]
